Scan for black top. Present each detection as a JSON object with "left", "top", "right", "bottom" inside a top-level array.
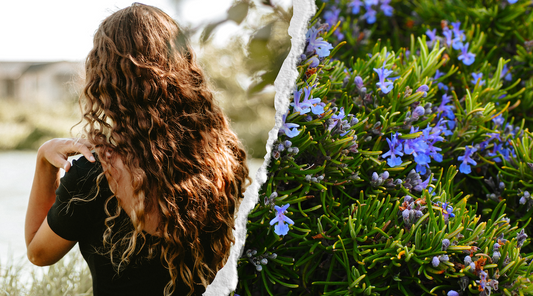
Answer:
[{"left": 47, "top": 155, "right": 208, "bottom": 296}]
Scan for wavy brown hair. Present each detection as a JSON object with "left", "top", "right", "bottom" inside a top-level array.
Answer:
[{"left": 80, "top": 3, "right": 250, "bottom": 295}]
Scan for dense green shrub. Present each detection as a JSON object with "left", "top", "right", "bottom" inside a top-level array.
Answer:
[{"left": 237, "top": 0, "right": 533, "bottom": 295}]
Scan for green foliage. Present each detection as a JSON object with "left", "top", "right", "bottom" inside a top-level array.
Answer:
[
  {"left": 0, "top": 252, "right": 92, "bottom": 296},
  {"left": 0, "top": 100, "right": 80, "bottom": 151},
  {"left": 193, "top": 0, "right": 292, "bottom": 97},
  {"left": 185, "top": 0, "right": 291, "bottom": 157},
  {"left": 238, "top": 0, "right": 533, "bottom": 295}
]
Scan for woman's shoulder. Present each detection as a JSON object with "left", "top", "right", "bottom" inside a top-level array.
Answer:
[
  {"left": 71, "top": 153, "right": 103, "bottom": 177},
  {"left": 48, "top": 153, "right": 113, "bottom": 242},
  {"left": 66, "top": 153, "right": 108, "bottom": 192},
  {"left": 52, "top": 152, "right": 114, "bottom": 214}
]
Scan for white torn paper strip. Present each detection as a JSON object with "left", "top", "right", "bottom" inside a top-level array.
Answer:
[{"left": 204, "top": 0, "right": 316, "bottom": 295}]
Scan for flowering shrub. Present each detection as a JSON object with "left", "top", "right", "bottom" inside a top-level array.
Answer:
[{"left": 237, "top": 0, "right": 533, "bottom": 295}]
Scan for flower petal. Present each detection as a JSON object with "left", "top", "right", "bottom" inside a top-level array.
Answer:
[{"left": 274, "top": 222, "right": 289, "bottom": 236}]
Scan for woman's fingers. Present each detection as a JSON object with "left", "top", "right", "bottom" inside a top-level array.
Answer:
[
  {"left": 62, "top": 159, "right": 72, "bottom": 172},
  {"left": 70, "top": 138, "right": 95, "bottom": 162},
  {"left": 40, "top": 138, "right": 96, "bottom": 171},
  {"left": 43, "top": 149, "right": 72, "bottom": 171}
]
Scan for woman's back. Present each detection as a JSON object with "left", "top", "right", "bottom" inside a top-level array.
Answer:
[{"left": 48, "top": 155, "right": 211, "bottom": 295}]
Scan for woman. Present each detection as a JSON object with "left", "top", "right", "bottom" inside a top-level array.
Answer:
[{"left": 24, "top": 3, "right": 250, "bottom": 296}]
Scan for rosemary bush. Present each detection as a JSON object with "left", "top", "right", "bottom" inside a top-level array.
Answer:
[{"left": 238, "top": 0, "right": 533, "bottom": 295}]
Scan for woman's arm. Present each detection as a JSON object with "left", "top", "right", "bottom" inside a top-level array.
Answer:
[{"left": 25, "top": 138, "right": 94, "bottom": 266}]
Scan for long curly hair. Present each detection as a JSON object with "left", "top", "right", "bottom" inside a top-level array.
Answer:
[{"left": 80, "top": 3, "right": 250, "bottom": 295}]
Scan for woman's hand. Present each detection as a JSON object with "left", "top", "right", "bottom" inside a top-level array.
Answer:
[{"left": 38, "top": 138, "right": 95, "bottom": 171}]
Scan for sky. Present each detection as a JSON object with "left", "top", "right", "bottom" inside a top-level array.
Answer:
[{"left": 0, "top": 0, "right": 241, "bottom": 61}]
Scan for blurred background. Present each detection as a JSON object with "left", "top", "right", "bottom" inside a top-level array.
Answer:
[{"left": 0, "top": 0, "right": 292, "bottom": 263}]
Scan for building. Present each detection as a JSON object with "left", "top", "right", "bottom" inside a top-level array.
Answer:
[{"left": 0, "top": 61, "right": 84, "bottom": 104}]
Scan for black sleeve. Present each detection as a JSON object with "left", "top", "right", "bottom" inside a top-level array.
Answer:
[{"left": 47, "top": 156, "right": 101, "bottom": 242}]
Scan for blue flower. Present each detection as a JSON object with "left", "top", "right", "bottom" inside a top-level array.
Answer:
[
  {"left": 441, "top": 202, "right": 455, "bottom": 220},
  {"left": 451, "top": 21, "right": 466, "bottom": 50},
  {"left": 501, "top": 64, "right": 512, "bottom": 81},
  {"left": 382, "top": 132, "right": 404, "bottom": 167},
  {"left": 433, "top": 70, "right": 449, "bottom": 90},
  {"left": 305, "top": 27, "right": 334, "bottom": 58},
  {"left": 327, "top": 107, "right": 346, "bottom": 131},
  {"left": 422, "top": 124, "right": 444, "bottom": 146},
  {"left": 414, "top": 175, "right": 432, "bottom": 192},
  {"left": 374, "top": 62, "right": 395, "bottom": 94},
  {"left": 280, "top": 112, "right": 300, "bottom": 138},
  {"left": 442, "top": 29, "right": 453, "bottom": 47},
  {"left": 324, "top": 8, "right": 341, "bottom": 28},
  {"left": 380, "top": 0, "right": 393, "bottom": 16},
  {"left": 508, "top": 0, "right": 518, "bottom": 3},
  {"left": 434, "top": 69, "right": 444, "bottom": 79},
  {"left": 487, "top": 143, "right": 504, "bottom": 162},
  {"left": 443, "top": 120, "right": 455, "bottom": 136},
  {"left": 403, "top": 139, "right": 425, "bottom": 157},
  {"left": 479, "top": 132, "right": 500, "bottom": 150},
  {"left": 458, "top": 145, "right": 477, "bottom": 174},
  {"left": 425, "top": 29, "right": 437, "bottom": 48},
  {"left": 458, "top": 42, "right": 476, "bottom": 66},
  {"left": 488, "top": 143, "right": 514, "bottom": 162},
  {"left": 478, "top": 270, "right": 488, "bottom": 290},
  {"left": 492, "top": 114, "right": 505, "bottom": 127},
  {"left": 270, "top": 204, "right": 294, "bottom": 236},
  {"left": 301, "top": 86, "right": 324, "bottom": 115},
  {"left": 349, "top": 0, "right": 363, "bottom": 14},
  {"left": 404, "top": 50, "right": 410, "bottom": 60},
  {"left": 403, "top": 127, "right": 428, "bottom": 156},
  {"left": 334, "top": 107, "right": 346, "bottom": 120},
  {"left": 448, "top": 291, "right": 459, "bottom": 296},
  {"left": 437, "top": 93, "right": 455, "bottom": 119},
  {"left": 452, "top": 39, "right": 464, "bottom": 51},
  {"left": 363, "top": 5, "right": 377, "bottom": 24},
  {"left": 408, "top": 125, "right": 444, "bottom": 174},
  {"left": 504, "top": 122, "right": 520, "bottom": 137},
  {"left": 471, "top": 72, "right": 485, "bottom": 86},
  {"left": 433, "top": 70, "right": 448, "bottom": 91},
  {"left": 324, "top": 8, "right": 344, "bottom": 40},
  {"left": 451, "top": 21, "right": 462, "bottom": 34},
  {"left": 311, "top": 104, "right": 325, "bottom": 115},
  {"left": 291, "top": 89, "right": 311, "bottom": 115}
]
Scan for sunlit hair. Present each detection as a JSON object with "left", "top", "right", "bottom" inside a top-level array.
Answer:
[{"left": 80, "top": 3, "right": 250, "bottom": 295}]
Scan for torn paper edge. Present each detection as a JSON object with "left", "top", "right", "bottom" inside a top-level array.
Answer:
[{"left": 204, "top": 0, "right": 317, "bottom": 295}]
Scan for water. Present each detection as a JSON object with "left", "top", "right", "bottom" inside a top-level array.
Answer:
[
  {"left": 0, "top": 151, "right": 264, "bottom": 262},
  {"left": 0, "top": 151, "right": 36, "bottom": 262}
]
